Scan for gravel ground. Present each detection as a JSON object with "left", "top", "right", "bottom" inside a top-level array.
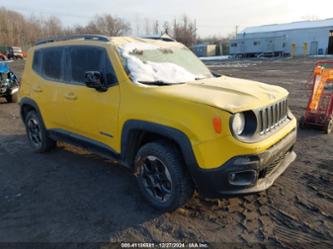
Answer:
[{"left": 0, "top": 58, "right": 332, "bottom": 248}]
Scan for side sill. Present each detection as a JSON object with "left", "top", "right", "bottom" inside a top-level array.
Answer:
[{"left": 48, "top": 128, "right": 129, "bottom": 168}]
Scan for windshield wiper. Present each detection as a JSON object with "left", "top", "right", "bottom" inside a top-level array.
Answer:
[{"left": 139, "top": 81, "right": 184, "bottom": 86}]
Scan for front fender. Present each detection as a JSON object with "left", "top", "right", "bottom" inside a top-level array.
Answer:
[{"left": 121, "top": 120, "right": 197, "bottom": 167}]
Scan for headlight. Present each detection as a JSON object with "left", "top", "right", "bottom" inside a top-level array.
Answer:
[
  {"left": 231, "top": 111, "right": 258, "bottom": 138},
  {"left": 231, "top": 113, "right": 246, "bottom": 135}
]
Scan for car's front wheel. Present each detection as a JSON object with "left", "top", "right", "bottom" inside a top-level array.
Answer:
[
  {"left": 135, "top": 141, "right": 194, "bottom": 212},
  {"left": 24, "top": 111, "right": 56, "bottom": 153}
]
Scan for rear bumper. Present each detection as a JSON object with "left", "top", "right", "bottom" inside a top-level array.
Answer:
[{"left": 190, "top": 128, "right": 297, "bottom": 198}]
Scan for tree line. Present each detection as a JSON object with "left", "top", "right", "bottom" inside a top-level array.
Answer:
[{"left": 0, "top": 7, "right": 198, "bottom": 49}]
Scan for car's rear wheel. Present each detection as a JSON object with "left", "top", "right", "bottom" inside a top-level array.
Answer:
[
  {"left": 135, "top": 141, "right": 194, "bottom": 212},
  {"left": 24, "top": 111, "right": 56, "bottom": 152}
]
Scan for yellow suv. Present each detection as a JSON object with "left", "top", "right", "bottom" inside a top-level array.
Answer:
[{"left": 19, "top": 35, "right": 297, "bottom": 211}]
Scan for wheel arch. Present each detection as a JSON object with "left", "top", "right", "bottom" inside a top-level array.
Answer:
[
  {"left": 120, "top": 120, "right": 197, "bottom": 170},
  {"left": 19, "top": 97, "right": 42, "bottom": 121}
]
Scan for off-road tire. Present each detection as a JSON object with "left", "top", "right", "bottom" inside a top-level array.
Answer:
[
  {"left": 135, "top": 141, "right": 194, "bottom": 212},
  {"left": 24, "top": 111, "right": 56, "bottom": 153},
  {"left": 324, "top": 118, "right": 333, "bottom": 134}
]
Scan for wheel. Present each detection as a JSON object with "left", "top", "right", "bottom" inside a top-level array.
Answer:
[
  {"left": 299, "top": 116, "right": 306, "bottom": 129},
  {"left": 11, "top": 92, "right": 18, "bottom": 103},
  {"left": 5, "top": 95, "right": 12, "bottom": 103},
  {"left": 324, "top": 119, "right": 333, "bottom": 134},
  {"left": 135, "top": 141, "right": 194, "bottom": 212},
  {"left": 6, "top": 93, "right": 18, "bottom": 103},
  {"left": 24, "top": 111, "right": 56, "bottom": 152}
]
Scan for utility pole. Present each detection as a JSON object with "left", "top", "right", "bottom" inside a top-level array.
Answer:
[
  {"left": 154, "top": 20, "right": 159, "bottom": 35},
  {"left": 235, "top": 25, "right": 239, "bottom": 38}
]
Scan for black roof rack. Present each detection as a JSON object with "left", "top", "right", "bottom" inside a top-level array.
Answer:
[
  {"left": 140, "top": 34, "right": 175, "bottom": 42},
  {"left": 35, "top": 34, "right": 110, "bottom": 46}
]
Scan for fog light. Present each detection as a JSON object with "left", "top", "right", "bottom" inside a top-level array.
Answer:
[{"left": 228, "top": 170, "right": 257, "bottom": 186}]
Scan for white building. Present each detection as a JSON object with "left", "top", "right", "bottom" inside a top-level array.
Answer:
[{"left": 230, "top": 19, "right": 333, "bottom": 57}]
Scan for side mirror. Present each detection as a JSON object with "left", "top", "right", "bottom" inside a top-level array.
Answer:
[{"left": 85, "top": 71, "right": 107, "bottom": 92}]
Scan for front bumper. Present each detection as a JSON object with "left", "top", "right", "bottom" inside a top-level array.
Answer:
[{"left": 191, "top": 128, "right": 297, "bottom": 198}]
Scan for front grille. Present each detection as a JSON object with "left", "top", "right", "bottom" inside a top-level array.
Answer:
[
  {"left": 259, "top": 151, "right": 289, "bottom": 179},
  {"left": 257, "top": 99, "right": 288, "bottom": 135}
]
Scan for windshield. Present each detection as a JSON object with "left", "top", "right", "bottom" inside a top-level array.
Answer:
[{"left": 118, "top": 42, "right": 213, "bottom": 85}]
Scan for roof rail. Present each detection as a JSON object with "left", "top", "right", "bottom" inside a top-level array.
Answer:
[
  {"left": 35, "top": 34, "right": 110, "bottom": 46},
  {"left": 140, "top": 34, "right": 175, "bottom": 42}
]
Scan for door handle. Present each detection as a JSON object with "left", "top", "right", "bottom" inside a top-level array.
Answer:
[
  {"left": 64, "top": 92, "right": 77, "bottom": 100},
  {"left": 32, "top": 86, "right": 43, "bottom": 93}
]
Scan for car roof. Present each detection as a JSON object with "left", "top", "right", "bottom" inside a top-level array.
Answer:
[
  {"left": 110, "top": 36, "right": 183, "bottom": 49},
  {"left": 33, "top": 34, "right": 181, "bottom": 50}
]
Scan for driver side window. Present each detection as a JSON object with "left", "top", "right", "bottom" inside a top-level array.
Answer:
[{"left": 68, "top": 46, "right": 117, "bottom": 86}]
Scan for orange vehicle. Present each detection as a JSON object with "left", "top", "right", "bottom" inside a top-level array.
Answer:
[{"left": 300, "top": 61, "right": 333, "bottom": 134}]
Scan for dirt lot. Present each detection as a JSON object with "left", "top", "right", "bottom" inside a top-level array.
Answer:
[{"left": 0, "top": 58, "right": 332, "bottom": 248}]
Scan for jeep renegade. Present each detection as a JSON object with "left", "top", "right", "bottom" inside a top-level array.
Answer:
[{"left": 19, "top": 35, "right": 297, "bottom": 211}]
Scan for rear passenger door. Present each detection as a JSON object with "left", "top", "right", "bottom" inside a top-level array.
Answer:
[
  {"left": 62, "top": 45, "right": 120, "bottom": 149},
  {"left": 31, "top": 47, "right": 67, "bottom": 129}
]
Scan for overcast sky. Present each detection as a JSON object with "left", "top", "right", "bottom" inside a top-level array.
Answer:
[{"left": 2, "top": 0, "right": 333, "bottom": 37}]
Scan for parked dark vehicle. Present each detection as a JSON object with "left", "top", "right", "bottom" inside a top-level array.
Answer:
[{"left": 0, "top": 63, "right": 19, "bottom": 103}]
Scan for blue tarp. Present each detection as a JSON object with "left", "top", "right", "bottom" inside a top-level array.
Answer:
[{"left": 0, "top": 62, "right": 10, "bottom": 73}]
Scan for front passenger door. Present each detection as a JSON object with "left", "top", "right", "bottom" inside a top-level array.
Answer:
[{"left": 62, "top": 45, "right": 120, "bottom": 149}]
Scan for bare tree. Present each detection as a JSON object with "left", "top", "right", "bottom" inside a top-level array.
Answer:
[
  {"left": 0, "top": 7, "right": 200, "bottom": 49},
  {"left": 42, "top": 16, "right": 63, "bottom": 37},
  {"left": 172, "top": 15, "right": 197, "bottom": 47},
  {"left": 86, "top": 14, "right": 131, "bottom": 36},
  {"left": 144, "top": 18, "right": 151, "bottom": 35},
  {"left": 153, "top": 20, "right": 159, "bottom": 35},
  {"left": 0, "top": 8, "right": 131, "bottom": 48},
  {"left": 163, "top": 21, "right": 170, "bottom": 35},
  {"left": 0, "top": 7, "right": 26, "bottom": 46}
]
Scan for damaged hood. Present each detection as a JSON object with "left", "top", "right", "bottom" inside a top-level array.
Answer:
[{"left": 158, "top": 76, "right": 289, "bottom": 113}]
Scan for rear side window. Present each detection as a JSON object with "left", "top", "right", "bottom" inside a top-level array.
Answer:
[
  {"left": 42, "top": 47, "right": 63, "bottom": 81},
  {"left": 32, "top": 50, "right": 42, "bottom": 74},
  {"left": 69, "top": 46, "right": 117, "bottom": 86}
]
